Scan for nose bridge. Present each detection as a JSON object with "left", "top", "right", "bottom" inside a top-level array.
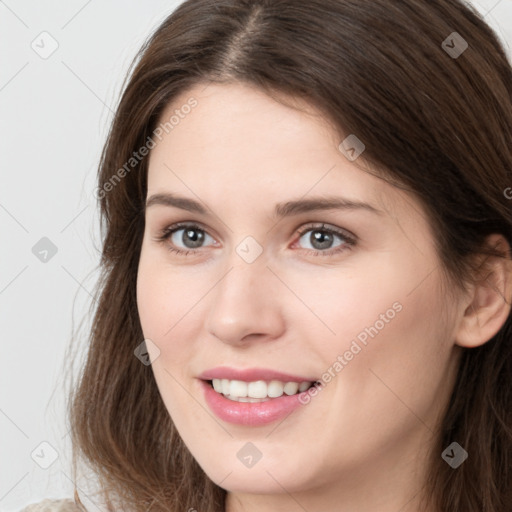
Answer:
[
  {"left": 219, "top": 257, "right": 263, "bottom": 302},
  {"left": 215, "top": 234, "right": 272, "bottom": 304},
  {"left": 204, "top": 247, "right": 284, "bottom": 345}
]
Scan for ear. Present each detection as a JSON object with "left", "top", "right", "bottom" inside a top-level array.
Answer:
[{"left": 455, "top": 234, "right": 512, "bottom": 348}]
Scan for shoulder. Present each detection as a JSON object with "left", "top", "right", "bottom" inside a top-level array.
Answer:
[{"left": 19, "top": 498, "right": 83, "bottom": 512}]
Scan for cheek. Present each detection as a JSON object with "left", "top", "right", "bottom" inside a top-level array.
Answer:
[
  {"left": 277, "top": 253, "right": 408, "bottom": 360},
  {"left": 287, "top": 252, "right": 455, "bottom": 414},
  {"left": 136, "top": 251, "right": 198, "bottom": 340},
  {"left": 136, "top": 252, "right": 221, "bottom": 381},
  {"left": 319, "top": 270, "right": 454, "bottom": 442},
  {"left": 304, "top": 250, "right": 449, "bottom": 360},
  {"left": 136, "top": 258, "right": 200, "bottom": 418},
  {"left": 136, "top": 277, "right": 169, "bottom": 346}
]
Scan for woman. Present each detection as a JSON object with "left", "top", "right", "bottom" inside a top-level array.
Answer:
[{"left": 23, "top": 0, "right": 512, "bottom": 510}]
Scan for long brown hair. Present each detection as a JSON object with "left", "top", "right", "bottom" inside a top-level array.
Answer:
[{"left": 67, "top": 1, "right": 512, "bottom": 510}]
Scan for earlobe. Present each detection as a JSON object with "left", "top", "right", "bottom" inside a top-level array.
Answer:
[{"left": 455, "top": 234, "right": 512, "bottom": 349}]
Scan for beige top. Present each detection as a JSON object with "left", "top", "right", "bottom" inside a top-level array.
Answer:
[{"left": 19, "top": 499, "right": 82, "bottom": 511}]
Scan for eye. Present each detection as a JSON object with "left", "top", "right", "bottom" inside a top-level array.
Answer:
[
  {"left": 154, "top": 223, "right": 216, "bottom": 256},
  {"left": 294, "top": 223, "right": 356, "bottom": 256},
  {"left": 154, "top": 221, "right": 356, "bottom": 257}
]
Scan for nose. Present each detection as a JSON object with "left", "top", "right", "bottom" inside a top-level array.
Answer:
[{"left": 204, "top": 252, "right": 286, "bottom": 346}]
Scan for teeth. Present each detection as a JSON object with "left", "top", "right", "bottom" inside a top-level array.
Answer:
[
  {"left": 284, "top": 382, "right": 299, "bottom": 395},
  {"left": 298, "top": 381, "right": 311, "bottom": 392},
  {"left": 226, "top": 395, "right": 270, "bottom": 403},
  {"left": 229, "top": 380, "right": 248, "bottom": 397},
  {"left": 211, "top": 378, "right": 313, "bottom": 399},
  {"left": 268, "top": 380, "right": 284, "bottom": 398},
  {"left": 212, "top": 379, "right": 222, "bottom": 393},
  {"left": 248, "top": 380, "right": 267, "bottom": 398}
]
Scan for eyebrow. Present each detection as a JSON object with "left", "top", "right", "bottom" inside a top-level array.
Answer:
[{"left": 145, "top": 192, "right": 383, "bottom": 217}]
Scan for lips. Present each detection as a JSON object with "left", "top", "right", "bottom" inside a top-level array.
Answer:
[
  {"left": 198, "top": 366, "right": 318, "bottom": 383},
  {"left": 197, "top": 366, "right": 319, "bottom": 426}
]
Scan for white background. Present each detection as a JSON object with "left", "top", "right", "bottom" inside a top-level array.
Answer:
[{"left": 1, "top": 1, "right": 511, "bottom": 511}]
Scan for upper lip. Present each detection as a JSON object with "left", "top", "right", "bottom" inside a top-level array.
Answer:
[{"left": 198, "top": 366, "right": 317, "bottom": 383}]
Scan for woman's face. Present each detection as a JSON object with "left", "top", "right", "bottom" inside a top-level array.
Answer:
[{"left": 137, "top": 82, "right": 464, "bottom": 504}]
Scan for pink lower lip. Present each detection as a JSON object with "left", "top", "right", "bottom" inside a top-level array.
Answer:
[{"left": 199, "top": 380, "right": 308, "bottom": 426}]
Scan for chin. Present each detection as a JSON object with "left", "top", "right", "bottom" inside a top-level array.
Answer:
[{"left": 197, "top": 447, "right": 317, "bottom": 495}]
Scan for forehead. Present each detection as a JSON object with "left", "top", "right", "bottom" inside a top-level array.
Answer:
[
  {"left": 146, "top": 82, "right": 414, "bottom": 223},
  {"left": 153, "top": 82, "right": 339, "bottom": 160}
]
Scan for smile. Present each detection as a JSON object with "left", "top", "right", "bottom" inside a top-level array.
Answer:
[
  {"left": 210, "top": 378, "right": 314, "bottom": 401},
  {"left": 197, "top": 367, "right": 320, "bottom": 426}
]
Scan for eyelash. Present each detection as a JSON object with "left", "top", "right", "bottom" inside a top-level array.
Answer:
[{"left": 154, "top": 222, "right": 356, "bottom": 257}]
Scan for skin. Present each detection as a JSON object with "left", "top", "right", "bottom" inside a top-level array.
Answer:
[{"left": 136, "top": 82, "right": 511, "bottom": 512}]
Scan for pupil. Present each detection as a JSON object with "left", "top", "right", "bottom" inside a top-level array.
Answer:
[
  {"left": 184, "top": 229, "right": 204, "bottom": 248},
  {"left": 311, "top": 230, "right": 332, "bottom": 249}
]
